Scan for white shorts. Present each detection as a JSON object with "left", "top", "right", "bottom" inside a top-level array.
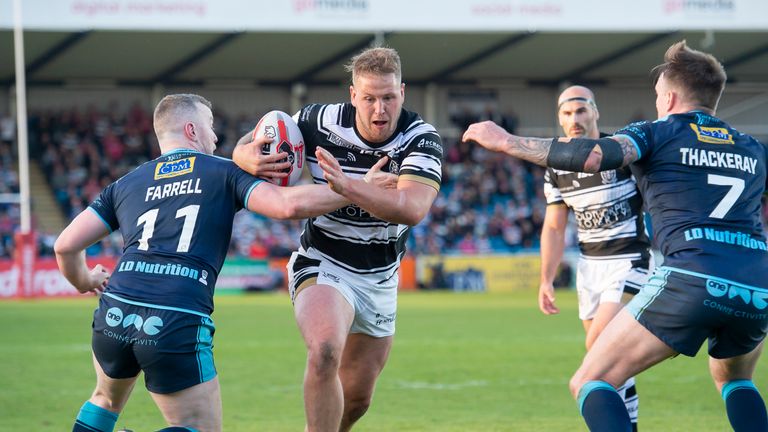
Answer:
[
  {"left": 576, "top": 255, "right": 653, "bottom": 321},
  {"left": 287, "top": 248, "right": 398, "bottom": 337}
]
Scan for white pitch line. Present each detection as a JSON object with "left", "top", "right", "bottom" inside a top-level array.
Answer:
[{"left": 391, "top": 380, "right": 489, "bottom": 390}]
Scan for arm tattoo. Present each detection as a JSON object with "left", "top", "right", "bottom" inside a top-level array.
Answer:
[
  {"left": 506, "top": 136, "right": 552, "bottom": 166},
  {"left": 611, "top": 135, "right": 640, "bottom": 166}
]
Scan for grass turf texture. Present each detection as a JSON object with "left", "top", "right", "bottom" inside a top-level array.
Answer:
[{"left": 1, "top": 290, "right": 765, "bottom": 431}]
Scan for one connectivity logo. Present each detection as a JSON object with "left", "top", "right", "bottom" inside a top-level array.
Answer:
[
  {"left": 105, "top": 306, "right": 164, "bottom": 335},
  {"left": 706, "top": 280, "right": 768, "bottom": 310},
  {"left": 155, "top": 157, "right": 196, "bottom": 179}
]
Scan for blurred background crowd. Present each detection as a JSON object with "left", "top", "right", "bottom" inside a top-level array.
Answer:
[{"left": 3, "top": 102, "right": 764, "bottom": 260}]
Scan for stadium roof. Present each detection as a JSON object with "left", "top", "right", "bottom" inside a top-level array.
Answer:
[{"left": 1, "top": 30, "right": 767, "bottom": 89}]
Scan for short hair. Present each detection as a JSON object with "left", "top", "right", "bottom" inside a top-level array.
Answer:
[
  {"left": 344, "top": 46, "right": 402, "bottom": 84},
  {"left": 557, "top": 86, "right": 597, "bottom": 111},
  {"left": 153, "top": 93, "right": 212, "bottom": 137},
  {"left": 651, "top": 40, "right": 727, "bottom": 111}
]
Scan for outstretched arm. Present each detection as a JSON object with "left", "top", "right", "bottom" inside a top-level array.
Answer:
[
  {"left": 315, "top": 147, "right": 437, "bottom": 226},
  {"left": 246, "top": 153, "right": 394, "bottom": 219},
  {"left": 247, "top": 181, "right": 348, "bottom": 220},
  {"left": 54, "top": 210, "right": 111, "bottom": 294},
  {"left": 462, "top": 121, "right": 639, "bottom": 172}
]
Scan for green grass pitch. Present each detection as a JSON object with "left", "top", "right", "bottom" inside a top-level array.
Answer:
[{"left": 0, "top": 290, "right": 764, "bottom": 431}]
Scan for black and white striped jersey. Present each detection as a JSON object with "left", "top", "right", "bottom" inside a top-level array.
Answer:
[
  {"left": 294, "top": 103, "right": 442, "bottom": 275},
  {"left": 543, "top": 164, "right": 650, "bottom": 259}
]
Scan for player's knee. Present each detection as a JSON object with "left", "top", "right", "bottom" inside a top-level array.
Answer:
[
  {"left": 569, "top": 372, "right": 587, "bottom": 399},
  {"left": 307, "top": 340, "right": 343, "bottom": 377},
  {"left": 89, "top": 393, "right": 126, "bottom": 413},
  {"left": 344, "top": 396, "right": 372, "bottom": 423}
]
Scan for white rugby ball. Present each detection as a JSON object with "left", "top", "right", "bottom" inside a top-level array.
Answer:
[{"left": 252, "top": 110, "right": 305, "bottom": 186}]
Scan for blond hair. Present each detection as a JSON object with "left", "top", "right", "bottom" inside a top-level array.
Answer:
[
  {"left": 344, "top": 46, "right": 402, "bottom": 84},
  {"left": 153, "top": 93, "right": 212, "bottom": 137}
]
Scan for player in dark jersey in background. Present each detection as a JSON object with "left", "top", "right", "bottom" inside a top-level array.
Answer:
[
  {"left": 234, "top": 46, "right": 442, "bottom": 432},
  {"left": 463, "top": 41, "right": 768, "bottom": 432},
  {"left": 55, "top": 93, "right": 370, "bottom": 432},
  {"left": 541, "top": 85, "right": 650, "bottom": 430}
]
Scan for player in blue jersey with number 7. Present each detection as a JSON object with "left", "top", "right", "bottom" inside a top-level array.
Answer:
[
  {"left": 463, "top": 41, "right": 768, "bottom": 432},
  {"left": 54, "top": 94, "right": 386, "bottom": 432}
]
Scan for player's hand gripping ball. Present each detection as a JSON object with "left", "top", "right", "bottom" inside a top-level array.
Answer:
[{"left": 252, "top": 110, "right": 305, "bottom": 186}]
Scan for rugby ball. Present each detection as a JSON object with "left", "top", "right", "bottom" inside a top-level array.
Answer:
[{"left": 252, "top": 110, "right": 305, "bottom": 186}]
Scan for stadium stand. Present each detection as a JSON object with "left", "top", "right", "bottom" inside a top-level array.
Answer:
[
  {"left": 11, "top": 96, "right": 768, "bottom": 261},
  {"left": 23, "top": 103, "right": 567, "bottom": 258},
  {"left": 0, "top": 109, "right": 20, "bottom": 258},
  {"left": 0, "top": 141, "right": 19, "bottom": 258}
]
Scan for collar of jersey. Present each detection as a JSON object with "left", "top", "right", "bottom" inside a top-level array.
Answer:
[
  {"left": 161, "top": 148, "right": 204, "bottom": 156},
  {"left": 657, "top": 110, "right": 717, "bottom": 123}
]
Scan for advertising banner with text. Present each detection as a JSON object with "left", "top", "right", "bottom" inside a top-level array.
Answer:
[
  {"left": 418, "top": 253, "right": 541, "bottom": 292},
  {"left": 2, "top": 0, "right": 766, "bottom": 31}
]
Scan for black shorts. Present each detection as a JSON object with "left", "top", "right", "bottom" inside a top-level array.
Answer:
[
  {"left": 627, "top": 266, "right": 768, "bottom": 358},
  {"left": 92, "top": 293, "right": 217, "bottom": 394}
]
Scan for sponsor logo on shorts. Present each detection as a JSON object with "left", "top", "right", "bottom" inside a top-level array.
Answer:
[
  {"left": 703, "top": 278, "right": 768, "bottom": 320},
  {"left": 375, "top": 312, "right": 396, "bottom": 326},
  {"left": 154, "top": 157, "right": 196, "bottom": 179},
  {"left": 321, "top": 271, "right": 340, "bottom": 283},
  {"left": 106, "top": 306, "right": 164, "bottom": 335},
  {"left": 102, "top": 306, "right": 163, "bottom": 346}
]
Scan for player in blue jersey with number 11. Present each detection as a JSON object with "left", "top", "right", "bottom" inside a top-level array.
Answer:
[
  {"left": 54, "top": 94, "right": 389, "bottom": 432},
  {"left": 464, "top": 41, "right": 768, "bottom": 432}
]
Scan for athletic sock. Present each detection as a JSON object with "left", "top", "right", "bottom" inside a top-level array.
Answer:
[
  {"left": 72, "top": 401, "right": 118, "bottom": 432},
  {"left": 722, "top": 380, "right": 768, "bottom": 432},
  {"left": 617, "top": 376, "right": 639, "bottom": 427},
  {"left": 578, "top": 380, "right": 632, "bottom": 432}
]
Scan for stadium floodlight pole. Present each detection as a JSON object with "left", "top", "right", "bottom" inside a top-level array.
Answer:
[{"left": 12, "top": 0, "right": 31, "bottom": 233}]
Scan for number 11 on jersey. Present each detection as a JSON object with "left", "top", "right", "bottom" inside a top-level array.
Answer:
[{"left": 136, "top": 205, "right": 200, "bottom": 252}]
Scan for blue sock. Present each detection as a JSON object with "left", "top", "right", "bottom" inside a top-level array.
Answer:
[
  {"left": 722, "top": 380, "right": 768, "bottom": 432},
  {"left": 578, "top": 380, "right": 632, "bottom": 432},
  {"left": 72, "top": 401, "right": 118, "bottom": 432}
]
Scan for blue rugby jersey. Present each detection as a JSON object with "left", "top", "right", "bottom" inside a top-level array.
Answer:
[
  {"left": 89, "top": 149, "right": 262, "bottom": 314},
  {"left": 616, "top": 112, "right": 768, "bottom": 287}
]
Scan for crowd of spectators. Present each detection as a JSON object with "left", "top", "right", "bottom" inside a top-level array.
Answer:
[
  {"left": 408, "top": 106, "right": 548, "bottom": 255},
  {"left": 0, "top": 102, "right": 567, "bottom": 259},
  {"left": 21, "top": 101, "right": 768, "bottom": 260},
  {"left": 15, "top": 103, "right": 304, "bottom": 259},
  {"left": 0, "top": 132, "right": 20, "bottom": 258},
  {"left": 14, "top": 103, "right": 551, "bottom": 259}
]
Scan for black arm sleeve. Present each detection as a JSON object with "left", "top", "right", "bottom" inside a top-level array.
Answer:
[
  {"left": 596, "top": 138, "right": 625, "bottom": 171},
  {"left": 546, "top": 137, "right": 624, "bottom": 172}
]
